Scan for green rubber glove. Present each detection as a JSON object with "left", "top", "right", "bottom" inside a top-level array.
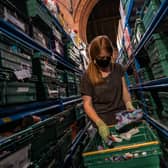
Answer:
[{"left": 96, "top": 119, "right": 110, "bottom": 141}]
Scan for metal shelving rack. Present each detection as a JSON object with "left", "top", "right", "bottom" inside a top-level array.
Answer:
[
  {"left": 0, "top": 1, "right": 86, "bottom": 166},
  {"left": 123, "top": 0, "right": 168, "bottom": 138},
  {"left": 0, "top": 96, "right": 82, "bottom": 126},
  {"left": 0, "top": 1, "right": 83, "bottom": 126}
]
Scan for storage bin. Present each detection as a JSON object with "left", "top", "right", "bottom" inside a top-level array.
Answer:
[
  {"left": 31, "top": 117, "right": 57, "bottom": 162},
  {"left": 142, "top": 0, "right": 160, "bottom": 29},
  {"left": 0, "top": 2, "right": 29, "bottom": 34},
  {"left": 56, "top": 128, "right": 72, "bottom": 164},
  {"left": 0, "top": 81, "right": 36, "bottom": 105},
  {"left": 26, "top": 0, "right": 52, "bottom": 28},
  {"left": 158, "top": 92, "right": 168, "bottom": 117},
  {"left": 57, "top": 69, "right": 67, "bottom": 98},
  {"left": 83, "top": 122, "right": 161, "bottom": 168},
  {"left": 54, "top": 107, "right": 75, "bottom": 139},
  {"left": 33, "top": 52, "right": 57, "bottom": 82},
  {"left": 75, "top": 103, "right": 85, "bottom": 120},
  {"left": 66, "top": 71, "right": 77, "bottom": 97}
]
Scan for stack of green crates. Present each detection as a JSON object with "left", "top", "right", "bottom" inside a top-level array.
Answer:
[
  {"left": 26, "top": 0, "right": 52, "bottom": 29},
  {"left": 0, "top": 47, "right": 33, "bottom": 77},
  {"left": 56, "top": 129, "right": 72, "bottom": 164},
  {"left": 31, "top": 117, "right": 57, "bottom": 163},
  {"left": 33, "top": 52, "right": 59, "bottom": 100},
  {"left": 145, "top": 33, "right": 168, "bottom": 79},
  {"left": 66, "top": 42, "right": 81, "bottom": 67},
  {"left": 75, "top": 103, "right": 85, "bottom": 120},
  {"left": 57, "top": 69, "right": 67, "bottom": 98},
  {"left": 158, "top": 92, "right": 168, "bottom": 118},
  {"left": 0, "top": 34, "right": 37, "bottom": 105},
  {"left": 75, "top": 73, "right": 81, "bottom": 96},
  {"left": 54, "top": 107, "right": 75, "bottom": 139},
  {"left": 71, "top": 133, "right": 90, "bottom": 168},
  {"left": 83, "top": 121, "right": 161, "bottom": 168},
  {"left": 0, "top": 34, "right": 34, "bottom": 80},
  {"left": 141, "top": 92, "right": 158, "bottom": 118},
  {"left": 138, "top": 67, "right": 153, "bottom": 82},
  {"left": 66, "top": 71, "right": 77, "bottom": 97},
  {"left": 142, "top": 0, "right": 160, "bottom": 29},
  {"left": 33, "top": 143, "right": 58, "bottom": 168}
]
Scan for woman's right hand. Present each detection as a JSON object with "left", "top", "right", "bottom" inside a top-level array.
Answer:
[{"left": 96, "top": 119, "right": 110, "bottom": 141}]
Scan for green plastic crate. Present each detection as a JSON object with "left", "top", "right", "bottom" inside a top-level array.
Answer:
[
  {"left": 158, "top": 92, "right": 168, "bottom": 117},
  {"left": 0, "top": 48, "right": 32, "bottom": 72},
  {"left": 57, "top": 129, "right": 72, "bottom": 164},
  {"left": 67, "top": 82, "right": 77, "bottom": 97},
  {"left": 142, "top": 0, "right": 160, "bottom": 29},
  {"left": 83, "top": 122, "right": 161, "bottom": 168},
  {"left": 54, "top": 107, "right": 76, "bottom": 139},
  {"left": 57, "top": 69, "right": 67, "bottom": 98},
  {"left": 151, "top": 59, "right": 168, "bottom": 79},
  {"left": 43, "top": 81, "right": 59, "bottom": 99},
  {"left": 32, "top": 143, "right": 58, "bottom": 167},
  {"left": 145, "top": 33, "right": 168, "bottom": 64},
  {"left": 0, "top": 81, "right": 36, "bottom": 105},
  {"left": 66, "top": 71, "right": 77, "bottom": 96},
  {"left": 36, "top": 80, "right": 59, "bottom": 101},
  {"left": 33, "top": 52, "right": 57, "bottom": 82},
  {"left": 26, "top": 0, "right": 52, "bottom": 28},
  {"left": 57, "top": 69, "right": 66, "bottom": 83},
  {"left": 141, "top": 92, "right": 158, "bottom": 117},
  {"left": 31, "top": 117, "right": 57, "bottom": 162},
  {"left": 75, "top": 74, "right": 81, "bottom": 96},
  {"left": 75, "top": 103, "right": 85, "bottom": 120},
  {"left": 66, "top": 71, "right": 76, "bottom": 83},
  {"left": 138, "top": 67, "right": 153, "bottom": 82}
]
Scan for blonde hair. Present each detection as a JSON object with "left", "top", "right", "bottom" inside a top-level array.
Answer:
[{"left": 87, "top": 35, "right": 113, "bottom": 85}]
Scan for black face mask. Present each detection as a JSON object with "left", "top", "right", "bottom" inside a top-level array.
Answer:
[{"left": 95, "top": 57, "right": 111, "bottom": 68}]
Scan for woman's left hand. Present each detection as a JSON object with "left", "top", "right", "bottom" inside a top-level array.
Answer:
[{"left": 126, "top": 101, "right": 135, "bottom": 112}]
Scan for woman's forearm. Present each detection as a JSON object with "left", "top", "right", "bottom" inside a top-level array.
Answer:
[{"left": 83, "top": 101, "right": 101, "bottom": 124}]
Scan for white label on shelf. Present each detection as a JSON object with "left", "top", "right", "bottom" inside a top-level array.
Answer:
[
  {"left": 17, "top": 87, "right": 29, "bottom": 93},
  {"left": 14, "top": 69, "right": 31, "bottom": 80}
]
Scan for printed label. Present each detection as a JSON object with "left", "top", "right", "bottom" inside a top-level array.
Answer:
[
  {"left": 17, "top": 87, "right": 29, "bottom": 93},
  {"left": 2, "top": 117, "right": 12, "bottom": 123}
]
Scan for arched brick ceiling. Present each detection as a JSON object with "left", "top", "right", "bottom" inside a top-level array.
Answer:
[
  {"left": 86, "top": 0, "right": 120, "bottom": 45},
  {"left": 57, "top": 0, "right": 120, "bottom": 44},
  {"left": 74, "top": 0, "right": 99, "bottom": 43}
]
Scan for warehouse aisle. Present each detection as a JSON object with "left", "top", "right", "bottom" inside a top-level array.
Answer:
[{"left": 0, "top": 0, "right": 168, "bottom": 167}]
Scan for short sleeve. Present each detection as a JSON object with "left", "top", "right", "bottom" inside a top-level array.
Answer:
[
  {"left": 80, "top": 73, "right": 93, "bottom": 96},
  {"left": 115, "top": 63, "right": 125, "bottom": 77}
]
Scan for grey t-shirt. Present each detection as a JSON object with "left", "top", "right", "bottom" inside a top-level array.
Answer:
[{"left": 80, "top": 63, "right": 126, "bottom": 124}]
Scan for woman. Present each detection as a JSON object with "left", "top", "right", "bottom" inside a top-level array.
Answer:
[{"left": 80, "top": 35, "right": 135, "bottom": 141}]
